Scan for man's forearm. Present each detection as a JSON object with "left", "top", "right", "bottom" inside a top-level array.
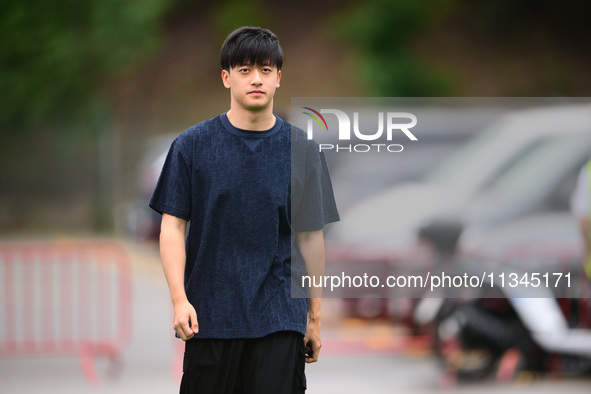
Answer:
[
  {"left": 160, "top": 214, "right": 188, "bottom": 304},
  {"left": 160, "top": 214, "right": 199, "bottom": 339},
  {"left": 297, "top": 230, "right": 325, "bottom": 362},
  {"left": 296, "top": 230, "right": 325, "bottom": 306}
]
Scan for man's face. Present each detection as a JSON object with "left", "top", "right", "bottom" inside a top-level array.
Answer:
[{"left": 221, "top": 64, "right": 281, "bottom": 112}]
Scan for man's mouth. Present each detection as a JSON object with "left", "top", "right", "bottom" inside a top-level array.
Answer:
[{"left": 248, "top": 90, "right": 265, "bottom": 95}]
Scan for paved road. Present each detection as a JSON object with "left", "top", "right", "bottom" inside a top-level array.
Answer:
[{"left": 1, "top": 239, "right": 590, "bottom": 393}]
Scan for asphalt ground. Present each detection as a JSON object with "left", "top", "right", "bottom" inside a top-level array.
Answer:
[{"left": 1, "top": 239, "right": 590, "bottom": 393}]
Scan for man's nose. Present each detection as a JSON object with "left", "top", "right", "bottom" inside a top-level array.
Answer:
[{"left": 251, "top": 70, "right": 263, "bottom": 84}]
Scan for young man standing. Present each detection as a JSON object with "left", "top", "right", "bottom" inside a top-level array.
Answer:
[{"left": 149, "top": 26, "right": 339, "bottom": 393}]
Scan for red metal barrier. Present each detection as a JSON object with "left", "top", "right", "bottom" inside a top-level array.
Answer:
[{"left": 0, "top": 240, "right": 132, "bottom": 384}]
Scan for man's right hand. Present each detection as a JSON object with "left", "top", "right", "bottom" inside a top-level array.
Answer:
[{"left": 173, "top": 299, "right": 199, "bottom": 341}]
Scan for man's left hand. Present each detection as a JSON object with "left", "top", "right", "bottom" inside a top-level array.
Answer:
[{"left": 304, "top": 319, "right": 321, "bottom": 363}]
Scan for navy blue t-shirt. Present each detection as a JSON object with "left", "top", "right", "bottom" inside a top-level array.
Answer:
[{"left": 149, "top": 113, "right": 339, "bottom": 339}]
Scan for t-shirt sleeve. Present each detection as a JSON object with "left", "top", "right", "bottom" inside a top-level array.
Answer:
[
  {"left": 292, "top": 140, "right": 340, "bottom": 232},
  {"left": 571, "top": 163, "right": 589, "bottom": 220},
  {"left": 149, "top": 135, "right": 192, "bottom": 221}
]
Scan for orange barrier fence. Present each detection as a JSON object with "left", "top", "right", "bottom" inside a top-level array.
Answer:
[{"left": 0, "top": 241, "right": 133, "bottom": 384}]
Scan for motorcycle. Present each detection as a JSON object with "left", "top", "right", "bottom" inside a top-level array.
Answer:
[{"left": 414, "top": 220, "right": 591, "bottom": 381}]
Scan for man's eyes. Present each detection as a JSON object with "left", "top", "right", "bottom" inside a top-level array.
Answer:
[{"left": 237, "top": 67, "right": 273, "bottom": 73}]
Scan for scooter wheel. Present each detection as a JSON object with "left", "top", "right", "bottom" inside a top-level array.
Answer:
[{"left": 433, "top": 305, "right": 503, "bottom": 381}]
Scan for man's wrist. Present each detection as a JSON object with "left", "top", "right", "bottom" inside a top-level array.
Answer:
[
  {"left": 171, "top": 293, "right": 189, "bottom": 306},
  {"left": 308, "top": 310, "right": 321, "bottom": 324},
  {"left": 308, "top": 298, "right": 321, "bottom": 322}
]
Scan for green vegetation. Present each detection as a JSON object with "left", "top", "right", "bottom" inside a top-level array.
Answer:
[
  {"left": 2, "top": 0, "right": 591, "bottom": 233},
  {"left": 332, "top": 0, "right": 455, "bottom": 96},
  {"left": 210, "top": 0, "right": 270, "bottom": 42},
  {"left": 332, "top": 0, "right": 591, "bottom": 96},
  {"left": 0, "top": 0, "right": 170, "bottom": 232},
  {"left": 0, "top": 0, "right": 170, "bottom": 129}
]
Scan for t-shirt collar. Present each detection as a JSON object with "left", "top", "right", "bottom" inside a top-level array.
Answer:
[{"left": 220, "top": 112, "right": 283, "bottom": 138}]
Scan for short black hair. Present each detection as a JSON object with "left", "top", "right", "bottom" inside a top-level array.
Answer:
[{"left": 220, "top": 26, "right": 283, "bottom": 71}]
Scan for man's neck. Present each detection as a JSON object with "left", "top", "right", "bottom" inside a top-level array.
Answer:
[{"left": 226, "top": 107, "right": 276, "bottom": 131}]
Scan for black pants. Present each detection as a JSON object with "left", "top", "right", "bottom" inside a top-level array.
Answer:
[{"left": 180, "top": 331, "right": 307, "bottom": 394}]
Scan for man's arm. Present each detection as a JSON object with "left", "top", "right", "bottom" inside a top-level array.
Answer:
[
  {"left": 160, "top": 213, "right": 198, "bottom": 340},
  {"left": 296, "top": 229, "right": 325, "bottom": 363}
]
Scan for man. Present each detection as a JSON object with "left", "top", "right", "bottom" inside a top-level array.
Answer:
[
  {"left": 149, "top": 26, "right": 339, "bottom": 393},
  {"left": 571, "top": 160, "right": 591, "bottom": 278}
]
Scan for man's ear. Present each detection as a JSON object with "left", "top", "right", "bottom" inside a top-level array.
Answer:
[
  {"left": 221, "top": 69, "right": 231, "bottom": 89},
  {"left": 276, "top": 70, "right": 281, "bottom": 88}
]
